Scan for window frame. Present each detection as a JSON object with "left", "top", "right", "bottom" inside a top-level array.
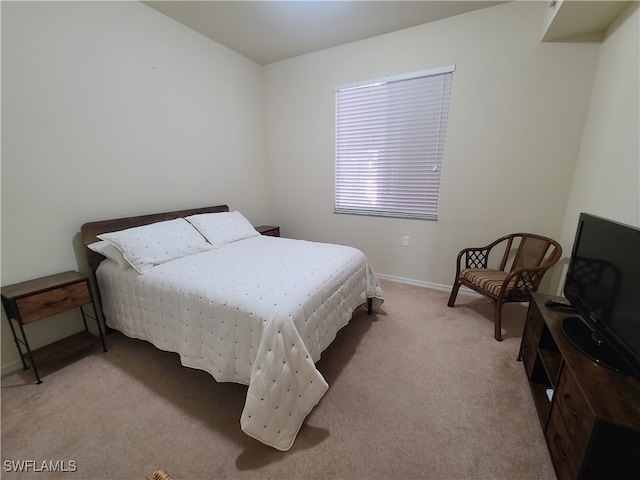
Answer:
[{"left": 334, "top": 65, "right": 455, "bottom": 220}]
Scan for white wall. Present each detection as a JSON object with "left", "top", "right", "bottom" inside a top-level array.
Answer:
[
  {"left": 559, "top": 2, "right": 640, "bottom": 253},
  {"left": 1, "top": 1, "right": 268, "bottom": 367},
  {"left": 263, "top": 1, "right": 600, "bottom": 290}
]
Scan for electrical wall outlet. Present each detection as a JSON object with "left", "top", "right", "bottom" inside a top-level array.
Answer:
[{"left": 402, "top": 236, "right": 410, "bottom": 247}]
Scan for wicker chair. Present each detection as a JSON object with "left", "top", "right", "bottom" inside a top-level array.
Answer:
[
  {"left": 447, "top": 233, "right": 562, "bottom": 341},
  {"left": 146, "top": 470, "right": 174, "bottom": 480}
]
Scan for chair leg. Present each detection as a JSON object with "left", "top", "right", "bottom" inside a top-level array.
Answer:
[
  {"left": 494, "top": 302, "right": 502, "bottom": 341},
  {"left": 448, "top": 280, "right": 462, "bottom": 307}
]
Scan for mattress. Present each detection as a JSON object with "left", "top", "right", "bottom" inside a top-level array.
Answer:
[{"left": 96, "top": 234, "right": 383, "bottom": 450}]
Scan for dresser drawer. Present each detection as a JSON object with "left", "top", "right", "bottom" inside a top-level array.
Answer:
[
  {"left": 15, "top": 281, "right": 91, "bottom": 324},
  {"left": 546, "top": 406, "right": 579, "bottom": 480},
  {"left": 524, "top": 304, "right": 544, "bottom": 341},
  {"left": 520, "top": 328, "right": 538, "bottom": 378},
  {"left": 555, "top": 365, "right": 595, "bottom": 458}
]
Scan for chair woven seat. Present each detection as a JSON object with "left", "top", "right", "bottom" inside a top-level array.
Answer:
[
  {"left": 460, "top": 268, "right": 515, "bottom": 297},
  {"left": 448, "top": 233, "right": 561, "bottom": 341}
]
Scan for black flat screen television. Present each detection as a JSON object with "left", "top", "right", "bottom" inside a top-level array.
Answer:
[{"left": 562, "top": 213, "right": 640, "bottom": 378}]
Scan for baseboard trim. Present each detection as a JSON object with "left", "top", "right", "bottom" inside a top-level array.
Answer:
[
  {"left": 375, "top": 273, "right": 445, "bottom": 290},
  {"left": 2, "top": 359, "right": 25, "bottom": 377},
  {"left": 375, "top": 273, "right": 482, "bottom": 297}
]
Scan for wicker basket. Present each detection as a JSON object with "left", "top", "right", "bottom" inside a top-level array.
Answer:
[{"left": 146, "top": 469, "right": 174, "bottom": 480}]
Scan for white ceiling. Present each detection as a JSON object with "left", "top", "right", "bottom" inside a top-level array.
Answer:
[
  {"left": 143, "top": 1, "right": 632, "bottom": 65},
  {"left": 142, "top": 1, "right": 506, "bottom": 65}
]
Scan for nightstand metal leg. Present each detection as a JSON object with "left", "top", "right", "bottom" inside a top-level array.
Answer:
[
  {"left": 6, "top": 317, "right": 28, "bottom": 371},
  {"left": 81, "top": 291, "right": 108, "bottom": 353},
  {"left": 16, "top": 321, "right": 42, "bottom": 384}
]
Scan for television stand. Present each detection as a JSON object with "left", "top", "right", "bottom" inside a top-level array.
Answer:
[{"left": 519, "top": 293, "right": 640, "bottom": 480}]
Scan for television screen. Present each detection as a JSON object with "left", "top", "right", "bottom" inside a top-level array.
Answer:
[{"left": 563, "top": 213, "right": 640, "bottom": 377}]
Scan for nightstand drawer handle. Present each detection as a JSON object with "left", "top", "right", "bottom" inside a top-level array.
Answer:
[
  {"left": 45, "top": 297, "right": 69, "bottom": 308},
  {"left": 563, "top": 393, "right": 579, "bottom": 416},
  {"left": 553, "top": 434, "right": 568, "bottom": 460}
]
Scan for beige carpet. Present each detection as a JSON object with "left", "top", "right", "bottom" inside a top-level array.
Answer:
[{"left": 1, "top": 280, "right": 555, "bottom": 480}]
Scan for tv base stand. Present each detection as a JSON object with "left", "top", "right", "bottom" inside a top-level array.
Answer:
[{"left": 519, "top": 293, "right": 640, "bottom": 480}]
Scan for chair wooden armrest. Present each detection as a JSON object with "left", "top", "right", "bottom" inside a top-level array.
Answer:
[
  {"left": 499, "top": 264, "right": 554, "bottom": 301},
  {"left": 455, "top": 235, "right": 518, "bottom": 276}
]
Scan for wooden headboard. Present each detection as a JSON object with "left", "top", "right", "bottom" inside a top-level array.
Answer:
[{"left": 81, "top": 204, "right": 229, "bottom": 273}]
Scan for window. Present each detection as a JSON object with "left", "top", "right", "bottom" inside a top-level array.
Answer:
[{"left": 334, "top": 65, "right": 454, "bottom": 220}]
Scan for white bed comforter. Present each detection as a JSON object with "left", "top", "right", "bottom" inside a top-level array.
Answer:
[{"left": 96, "top": 235, "right": 383, "bottom": 451}]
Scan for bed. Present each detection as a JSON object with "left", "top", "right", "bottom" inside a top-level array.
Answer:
[{"left": 81, "top": 204, "right": 383, "bottom": 451}]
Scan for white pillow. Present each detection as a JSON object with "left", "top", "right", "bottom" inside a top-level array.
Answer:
[
  {"left": 97, "top": 218, "right": 213, "bottom": 274},
  {"left": 185, "top": 211, "right": 260, "bottom": 248},
  {"left": 88, "top": 240, "right": 132, "bottom": 269}
]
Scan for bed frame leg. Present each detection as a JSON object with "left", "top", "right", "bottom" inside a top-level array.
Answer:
[{"left": 367, "top": 298, "right": 373, "bottom": 315}]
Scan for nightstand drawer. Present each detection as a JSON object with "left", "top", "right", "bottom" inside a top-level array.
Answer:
[
  {"left": 555, "top": 365, "right": 594, "bottom": 457},
  {"left": 16, "top": 281, "right": 91, "bottom": 324},
  {"left": 546, "top": 406, "right": 579, "bottom": 480},
  {"left": 520, "top": 328, "right": 538, "bottom": 378}
]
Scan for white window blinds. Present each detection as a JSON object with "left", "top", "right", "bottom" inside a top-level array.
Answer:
[{"left": 335, "top": 65, "right": 454, "bottom": 220}]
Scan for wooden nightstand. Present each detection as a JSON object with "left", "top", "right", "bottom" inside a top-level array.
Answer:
[
  {"left": 256, "top": 225, "right": 280, "bottom": 237},
  {"left": 1, "top": 270, "right": 107, "bottom": 384}
]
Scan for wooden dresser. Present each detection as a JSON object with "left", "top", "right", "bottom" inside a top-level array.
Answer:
[{"left": 520, "top": 293, "right": 640, "bottom": 479}]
